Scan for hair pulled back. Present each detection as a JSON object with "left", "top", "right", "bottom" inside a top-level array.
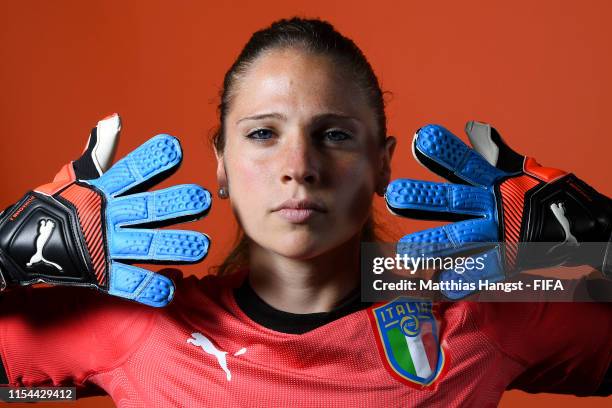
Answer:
[{"left": 211, "top": 17, "right": 388, "bottom": 275}]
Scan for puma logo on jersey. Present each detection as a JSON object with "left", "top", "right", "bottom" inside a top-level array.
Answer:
[
  {"left": 187, "top": 332, "right": 246, "bottom": 381},
  {"left": 550, "top": 202, "right": 578, "bottom": 245},
  {"left": 26, "top": 219, "right": 63, "bottom": 271}
]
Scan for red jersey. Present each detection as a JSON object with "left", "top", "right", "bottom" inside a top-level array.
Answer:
[{"left": 0, "top": 270, "right": 610, "bottom": 407}]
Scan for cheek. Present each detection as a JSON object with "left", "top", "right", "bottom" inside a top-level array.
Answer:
[
  {"left": 222, "top": 138, "right": 379, "bottom": 257},
  {"left": 327, "top": 156, "right": 377, "bottom": 227},
  {"left": 224, "top": 151, "right": 276, "bottom": 226},
  {"left": 231, "top": 159, "right": 271, "bottom": 197}
]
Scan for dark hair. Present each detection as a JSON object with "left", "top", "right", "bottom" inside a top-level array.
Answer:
[
  {"left": 213, "top": 17, "right": 387, "bottom": 152},
  {"left": 211, "top": 17, "right": 390, "bottom": 275}
]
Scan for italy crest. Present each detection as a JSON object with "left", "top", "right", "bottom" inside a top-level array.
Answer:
[{"left": 369, "top": 298, "right": 445, "bottom": 387}]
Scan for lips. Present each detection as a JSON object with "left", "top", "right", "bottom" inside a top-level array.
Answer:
[{"left": 272, "top": 198, "right": 327, "bottom": 223}]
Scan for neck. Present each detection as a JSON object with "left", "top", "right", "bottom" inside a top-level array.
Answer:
[{"left": 248, "top": 235, "right": 361, "bottom": 314}]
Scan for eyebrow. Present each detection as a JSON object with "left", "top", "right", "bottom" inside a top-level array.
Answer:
[
  {"left": 236, "top": 112, "right": 287, "bottom": 125},
  {"left": 236, "top": 112, "right": 362, "bottom": 125}
]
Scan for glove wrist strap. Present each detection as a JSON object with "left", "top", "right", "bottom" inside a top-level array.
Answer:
[{"left": 0, "top": 192, "right": 99, "bottom": 288}]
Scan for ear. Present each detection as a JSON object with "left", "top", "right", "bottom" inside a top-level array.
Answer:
[
  {"left": 376, "top": 135, "right": 397, "bottom": 196},
  {"left": 214, "top": 147, "right": 229, "bottom": 196}
]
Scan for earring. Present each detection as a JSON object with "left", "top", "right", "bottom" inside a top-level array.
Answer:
[{"left": 218, "top": 186, "right": 229, "bottom": 199}]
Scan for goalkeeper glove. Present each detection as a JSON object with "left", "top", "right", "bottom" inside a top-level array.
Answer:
[
  {"left": 0, "top": 114, "right": 211, "bottom": 307},
  {"left": 386, "top": 121, "right": 612, "bottom": 299}
]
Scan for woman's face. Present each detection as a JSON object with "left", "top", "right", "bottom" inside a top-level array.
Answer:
[{"left": 217, "top": 48, "right": 394, "bottom": 259}]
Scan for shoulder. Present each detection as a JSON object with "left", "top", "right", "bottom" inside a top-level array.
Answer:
[
  {"left": 463, "top": 302, "right": 612, "bottom": 364},
  {"left": 0, "top": 284, "right": 159, "bottom": 381},
  {"left": 160, "top": 268, "right": 246, "bottom": 313},
  {"left": 466, "top": 302, "right": 612, "bottom": 332},
  {"left": 0, "top": 283, "right": 154, "bottom": 321},
  {"left": 167, "top": 267, "right": 244, "bottom": 294}
]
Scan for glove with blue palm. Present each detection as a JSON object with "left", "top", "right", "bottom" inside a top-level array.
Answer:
[
  {"left": 0, "top": 114, "right": 211, "bottom": 307},
  {"left": 386, "top": 121, "right": 612, "bottom": 299}
]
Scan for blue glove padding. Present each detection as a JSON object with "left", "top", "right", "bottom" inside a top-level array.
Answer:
[
  {"left": 386, "top": 124, "right": 516, "bottom": 299},
  {"left": 388, "top": 122, "right": 612, "bottom": 299},
  {"left": 87, "top": 134, "right": 211, "bottom": 306}
]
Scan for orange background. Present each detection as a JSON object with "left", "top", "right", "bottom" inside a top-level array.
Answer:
[{"left": 0, "top": 0, "right": 610, "bottom": 406}]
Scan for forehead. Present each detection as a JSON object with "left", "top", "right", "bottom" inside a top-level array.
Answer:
[{"left": 229, "top": 48, "right": 375, "bottom": 127}]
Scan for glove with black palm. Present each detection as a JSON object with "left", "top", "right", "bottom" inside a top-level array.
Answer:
[
  {"left": 0, "top": 114, "right": 211, "bottom": 307},
  {"left": 386, "top": 121, "right": 612, "bottom": 299}
]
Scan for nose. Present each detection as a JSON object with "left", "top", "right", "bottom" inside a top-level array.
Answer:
[{"left": 280, "top": 133, "right": 320, "bottom": 186}]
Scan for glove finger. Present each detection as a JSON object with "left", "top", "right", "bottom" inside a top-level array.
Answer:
[
  {"left": 397, "top": 219, "right": 498, "bottom": 258},
  {"left": 110, "top": 229, "right": 209, "bottom": 263},
  {"left": 107, "top": 184, "right": 211, "bottom": 227},
  {"left": 413, "top": 124, "right": 508, "bottom": 187},
  {"left": 464, "top": 121, "right": 524, "bottom": 173},
  {"left": 89, "top": 134, "right": 182, "bottom": 197},
  {"left": 386, "top": 178, "right": 495, "bottom": 221},
  {"left": 437, "top": 247, "right": 505, "bottom": 300},
  {"left": 107, "top": 261, "right": 175, "bottom": 307},
  {"left": 73, "top": 113, "right": 122, "bottom": 179}
]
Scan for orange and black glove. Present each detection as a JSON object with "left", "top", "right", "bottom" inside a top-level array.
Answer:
[{"left": 386, "top": 121, "right": 612, "bottom": 298}]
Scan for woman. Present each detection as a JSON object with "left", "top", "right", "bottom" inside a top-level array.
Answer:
[{"left": 0, "top": 17, "right": 610, "bottom": 407}]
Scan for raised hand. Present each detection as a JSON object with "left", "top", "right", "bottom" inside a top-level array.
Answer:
[
  {"left": 0, "top": 115, "right": 211, "bottom": 307},
  {"left": 386, "top": 121, "right": 612, "bottom": 299}
]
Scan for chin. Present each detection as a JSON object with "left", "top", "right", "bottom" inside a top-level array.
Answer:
[{"left": 267, "top": 230, "right": 337, "bottom": 260}]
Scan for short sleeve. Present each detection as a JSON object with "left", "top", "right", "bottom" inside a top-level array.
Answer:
[
  {"left": 0, "top": 284, "right": 156, "bottom": 388},
  {"left": 470, "top": 301, "right": 612, "bottom": 395}
]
